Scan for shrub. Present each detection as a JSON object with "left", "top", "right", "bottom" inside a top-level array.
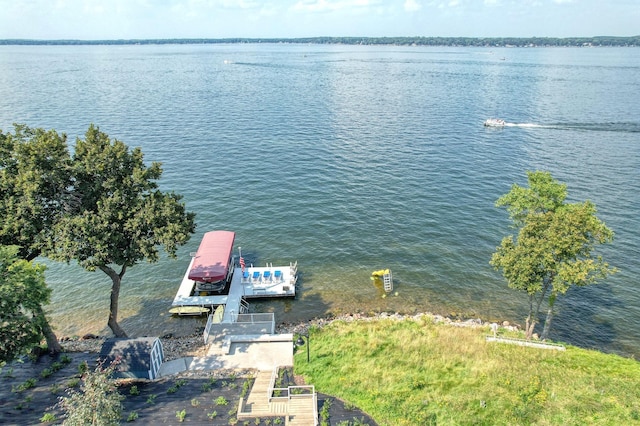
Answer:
[
  {"left": 39, "top": 412, "right": 56, "bottom": 423},
  {"left": 59, "top": 360, "right": 124, "bottom": 426}
]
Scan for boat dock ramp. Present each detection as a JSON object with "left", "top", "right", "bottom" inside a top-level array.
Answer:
[{"left": 171, "top": 258, "right": 298, "bottom": 320}]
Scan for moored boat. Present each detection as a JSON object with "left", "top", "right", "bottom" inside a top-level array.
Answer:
[{"left": 484, "top": 118, "right": 506, "bottom": 127}]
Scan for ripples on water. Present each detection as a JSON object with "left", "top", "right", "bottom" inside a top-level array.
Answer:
[{"left": 1, "top": 45, "right": 639, "bottom": 357}]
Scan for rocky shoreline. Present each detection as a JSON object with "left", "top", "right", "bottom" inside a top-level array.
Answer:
[{"left": 59, "top": 311, "right": 520, "bottom": 361}]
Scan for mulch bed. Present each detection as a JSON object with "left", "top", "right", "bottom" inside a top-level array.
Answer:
[{"left": 0, "top": 352, "right": 377, "bottom": 425}]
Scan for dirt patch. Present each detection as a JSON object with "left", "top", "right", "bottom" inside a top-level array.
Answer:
[{"left": 1, "top": 352, "right": 377, "bottom": 425}]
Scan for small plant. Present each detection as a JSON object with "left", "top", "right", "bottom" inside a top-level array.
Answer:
[
  {"left": 344, "top": 400, "right": 357, "bottom": 410},
  {"left": 77, "top": 361, "right": 88, "bottom": 375},
  {"left": 127, "top": 411, "right": 139, "bottom": 422},
  {"left": 206, "top": 410, "right": 218, "bottom": 419},
  {"left": 320, "top": 398, "right": 332, "bottom": 425},
  {"left": 146, "top": 394, "right": 157, "bottom": 404},
  {"left": 273, "top": 418, "right": 283, "bottom": 425},
  {"left": 3, "top": 366, "right": 15, "bottom": 378},
  {"left": 167, "top": 385, "right": 178, "bottom": 394},
  {"left": 129, "top": 385, "right": 140, "bottom": 395},
  {"left": 13, "top": 377, "right": 37, "bottom": 392},
  {"left": 201, "top": 382, "right": 212, "bottom": 392},
  {"left": 176, "top": 409, "right": 186, "bottom": 422},
  {"left": 66, "top": 378, "right": 80, "bottom": 388},
  {"left": 40, "top": 412, "right": 56, "bottom": 423},
  {"left": 50, "top": 361, "right": 63, "bottom": 372},
  {"left": 40, "top": 368, "right": 53, "bottom": 379},
  {"left": 60, "top": 354, "right": 72, "bottom": 364},
  {"left": 215, "top": 395, "right": 228, "bottom": 406},
  {"left": 191, "top": 398, "right": 200, "bottom": 407},
  {"left": 176, "top": 378, "right": 187, "bottom": 387},
  {"left": 240, "top": 379, "right": 251, "bottom": 397},
  {"left": 49, "top": 383, "right": 61, "bottom": 394},
  {"left": 254, "top": 417, "right": 262, "bottom": 425},
  {"left": 265, "top": 419, "right": 272, "bottom": 425},
  {"left": 228, "top": 381, "right": 238, "bottom": 390}
]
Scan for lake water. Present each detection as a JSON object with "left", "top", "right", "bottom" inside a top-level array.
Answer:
[{"left": 1, "top": 44, "right": 639, "bottom": 357}]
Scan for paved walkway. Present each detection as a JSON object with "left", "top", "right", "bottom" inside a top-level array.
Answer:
[{"left": 158, "top": 334, "right": 294, "bottom": 377}]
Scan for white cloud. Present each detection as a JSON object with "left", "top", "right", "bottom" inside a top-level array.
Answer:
[
  {"left": 404, "top": 0, "right": 422, "bottom": 12},
  {"left": 291, "top": 0, "right": 375, "bottom": 13}
]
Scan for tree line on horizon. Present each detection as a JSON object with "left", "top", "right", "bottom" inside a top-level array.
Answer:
[{"left": 1, "top": 35, "right": 639, "bottom": 47}]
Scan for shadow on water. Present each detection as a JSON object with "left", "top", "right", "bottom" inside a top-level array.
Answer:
[
  {"left": 117, "top": 298, "right": 208, "bottom": 339},
  {"left": 546, "top": 283, "right": 622, "bottom": 355}
]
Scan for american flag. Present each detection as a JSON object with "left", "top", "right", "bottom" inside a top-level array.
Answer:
[{"left": 239, "top": 256, "right": 245, "bottom": 272}]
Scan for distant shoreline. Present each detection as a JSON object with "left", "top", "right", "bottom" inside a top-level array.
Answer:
[{"left": 1, "top": 36, "right": 639, "bottom": 47}]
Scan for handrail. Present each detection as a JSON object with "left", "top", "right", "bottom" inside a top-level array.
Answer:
[{"left": 203, "top": 313, "right": 213, "bottom": 344}]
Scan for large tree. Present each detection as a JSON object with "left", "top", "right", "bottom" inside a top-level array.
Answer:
[
  {"left": 47, "top": 125, "right": 196, "bottom": 337},
  {"left": 0, "top": 125, "right": 69, "bottom": 354},
  {"left": 490, "top": 171, "right": 617, "bottom": 340},
  {"left": 0, "top": 245, "right": 54, "bottom": 362}
]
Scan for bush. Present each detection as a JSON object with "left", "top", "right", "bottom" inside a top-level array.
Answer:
[{"left": 58, "top": 360, "right": 124, "bottom": 426}]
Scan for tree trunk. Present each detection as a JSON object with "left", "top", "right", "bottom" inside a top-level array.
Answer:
[
  {"left": 100, "top": 265, "right": 128, "bottom": 338},
  {"left": 34, "top": 305, "right": 62, "bottom": 355},
  {"left": 541, "top": 308, "right": 554, "bottom": 341},
  {"left": 541, "top": 293, "right": 557, "bottom": 341}
]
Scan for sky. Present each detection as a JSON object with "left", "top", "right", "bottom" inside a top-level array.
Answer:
[{"left": 0, "top": 0, "right": 637, "bottom": 40}]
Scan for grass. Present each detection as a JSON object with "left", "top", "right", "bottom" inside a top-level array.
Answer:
[{"left": 294, "top": 317, "right": 640, "bottom": 425}]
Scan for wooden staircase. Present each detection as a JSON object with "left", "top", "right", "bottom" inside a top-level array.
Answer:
[{"left": 238, "top": 370, "right": 317, "bottom": 425}]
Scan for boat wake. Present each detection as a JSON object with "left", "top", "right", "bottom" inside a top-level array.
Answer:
[{"left": 504, "top": 122, "right": 640, "bottom": 133}]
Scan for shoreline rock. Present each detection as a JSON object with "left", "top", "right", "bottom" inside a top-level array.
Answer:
[{"left": 59, "top": 311, "right": 522, "bottom": 359}]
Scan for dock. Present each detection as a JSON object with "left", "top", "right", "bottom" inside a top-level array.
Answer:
[{"left": 171, "top": 259, "right": 298, "bottom": 317}]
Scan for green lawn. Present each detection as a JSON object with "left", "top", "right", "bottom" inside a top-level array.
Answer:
[{"left": 294, "top": 317, "right": 640, "bottom": 425}]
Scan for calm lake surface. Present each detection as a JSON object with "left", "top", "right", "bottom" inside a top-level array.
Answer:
[{"left": 1, "top": 44, "right": 639, "bottom": 357}]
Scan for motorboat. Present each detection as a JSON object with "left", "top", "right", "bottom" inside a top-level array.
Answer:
[{"left": 484, "top": 118, "right": 506, "bottom": 127}]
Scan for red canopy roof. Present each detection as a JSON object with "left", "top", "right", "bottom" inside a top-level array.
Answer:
[{"left": 188, "top": 231, "right": 235, "bottom": 283}]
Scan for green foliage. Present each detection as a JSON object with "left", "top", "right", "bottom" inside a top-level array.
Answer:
[
  {"left": 215, "top": 395, "right": 228, "bottom": 405},
  {"left": 0, "top": 125, "right": 72, "bottom": 261},
  {"left": 295, "top": 318, "right": 640, "bottom": 426},
  {"left": 66, "top": 378, "right": 80, "bottom": 388},
  {"left": 206, "top": 410, "right": 217, "bottom": 419},
  {"left": 491, "top": 171, "right": 616, "bottom": 338},
  {"left": 59, "top": 360, "right": 124, "bottom": 426},
  {"left": 129, "top": 385, "right": 139, "bottom": 395},
  {"left": 12, "top": 377, "right": 37, "bottom": 392},
  {"left": 190, "top": 398, "right": 200, "bottom": 407},
  {"left": 176, "top": 409, "right": 186, "bottom": 422},
  {"left": 0, "top": 245, "right": 51, "bottom": 363},
  {"left": 146, "top": 394, "right": 157, "bottom": 404},
  {"left": 40, "top": 412, "right": 56, "bottom": 423},
  {"left": 126, "top": 411, "right": 138, "bottom": 422},
  {"left": 77, "top": 361, "right": 88, "bottom": 375}
]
